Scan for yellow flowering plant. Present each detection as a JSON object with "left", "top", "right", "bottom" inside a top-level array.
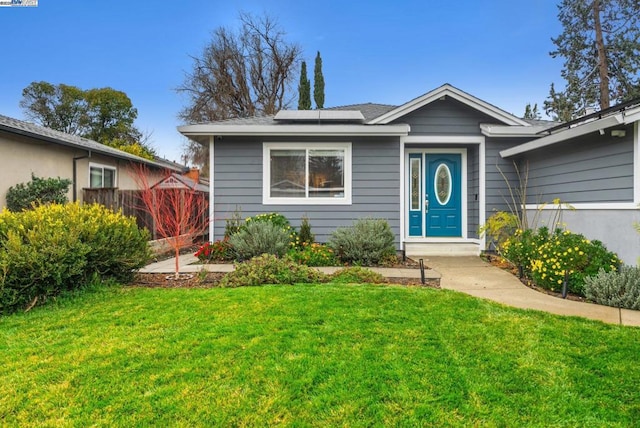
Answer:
[{"left": 529, "top": 229, "right": 620, "bottom": 295}]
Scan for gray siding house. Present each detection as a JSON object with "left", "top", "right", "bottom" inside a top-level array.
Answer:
[{"left": 179, "top": 84, "right": 640, "bottom": 262}]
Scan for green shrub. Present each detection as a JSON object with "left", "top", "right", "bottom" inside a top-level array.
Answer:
[
  {"left": 329, "top": 266, "right": 386, "bottom": 284},
  {"left": 0, "top": 203, "right": 150, "bottom": 314},
  {"left": 298, "top": 215, "right": 315, "bottom": 246},
  {"left": 224, "top": 207, "right": 243, "bottom": 238},
  {"left": 479, "top": 210, "right": 518, "bottom": 251},
  {"left": 194, "top": 238, "right": 234, "bottom": 263},
  {"left": 584, "top": 266, "right": 640, "bottom": 310},
  {"left": 529, "top": 230, "right": 619, "bottom": 295},
  {"left": 503, "top": 227, "right": 620, "bottom": 296},
  {"left": 328, "top": 218, "right": 396, "bottom": 266},
  {"left": 243, "top": 212, "right": 298, "bottom": 248},
  {"left": 6, "top": 174, "right": 72, "bottom": 212},
  {"left": 501, "top": 227, "right": 550, "bottom": 272},
  {"left": 229, "top": 221, "right": 291, "bottom": 260},
  {"left": 287, "top": 243, "right": 337, "bottom": 266},
  {"left": 76, "top": 204, "right": 151, "bottom": 282},
  {"left": 219, "top": 254, "right": 326, "bottom": 287}
]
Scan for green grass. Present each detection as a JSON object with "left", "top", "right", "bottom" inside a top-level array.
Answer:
[{"left": 1, "top": 284, "right": 639, "bottom": 427}]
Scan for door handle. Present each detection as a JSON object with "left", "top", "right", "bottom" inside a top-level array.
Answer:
[{"left": 425, "top": 196, "right": 429, "bottom": 213}]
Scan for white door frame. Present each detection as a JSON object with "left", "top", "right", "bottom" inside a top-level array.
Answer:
[{"left": 400, "top": 135, "right": 485, "bottom": 248}]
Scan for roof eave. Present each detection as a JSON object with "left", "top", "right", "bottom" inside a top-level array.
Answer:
[
  {"left": 500, "top": 114, "right": 625, "bottom": 158},
  {"left": 1, "top": 123, "right": 185, "bottom": 172},
  {"left": 480, "top": 124, "right": 550, "bottom": 138},
  {"left": 178, "top": 124, "right": 411, "bottom": 142}
]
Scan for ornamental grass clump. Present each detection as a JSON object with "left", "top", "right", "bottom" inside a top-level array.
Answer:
[
  {"left": 219, "top": 253, "right": 326, "bottom": 287},
  {"left": 328, "top": 218, "right": 396, "bottom": 266},
  {"left": 0, "top": 203, "right": 150, "bottom": 314},
  {"left": 584, "top": 266, "right": 640, "bottom": 310}
]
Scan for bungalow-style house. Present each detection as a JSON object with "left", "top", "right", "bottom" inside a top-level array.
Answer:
[
  {"left": 178, "top": 84, "right": 640, "bottom": 263},
  {"left": 0, "top": 114, "right": 187, "bottom": 210}
]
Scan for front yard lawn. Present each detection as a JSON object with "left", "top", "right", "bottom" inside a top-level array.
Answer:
[{"left": 1, "top": 284, "right": 639, "bottom": 426}]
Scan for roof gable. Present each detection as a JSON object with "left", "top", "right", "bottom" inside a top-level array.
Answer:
[{"left": 367, "top": 84, "right": 529, "bottom": 126}]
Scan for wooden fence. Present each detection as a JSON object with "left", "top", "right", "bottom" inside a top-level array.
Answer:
[{"left": 82, "top": 188, "right": 208, "bottom": 242}]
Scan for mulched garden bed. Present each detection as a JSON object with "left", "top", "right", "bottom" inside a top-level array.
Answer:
[{"left": 132, "top": 272, "right": 438, "bottom": 289}]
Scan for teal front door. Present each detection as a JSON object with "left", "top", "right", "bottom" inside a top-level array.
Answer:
[{"left": 408, "top": 153, "right": 462, "bottom": 237}]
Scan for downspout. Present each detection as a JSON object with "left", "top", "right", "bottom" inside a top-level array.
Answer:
[{"left": 72, "top": 151, "right": 91, "bottom": 202}]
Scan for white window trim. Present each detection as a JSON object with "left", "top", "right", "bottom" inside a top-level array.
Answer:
[
  {"left": 89, "top": 162, "right": 117, "bottom": 188},
  {"left": 263, "top": 142, "right": 352, "bottom": 205}
]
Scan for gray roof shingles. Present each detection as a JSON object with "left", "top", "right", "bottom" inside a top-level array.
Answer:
[{"left": 0, "top": 114, "right": 185, "bottom": 171}]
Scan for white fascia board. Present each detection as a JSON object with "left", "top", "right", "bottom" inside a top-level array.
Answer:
[
  {"left": 178, "top": 123, "right": 410, "bottom": 137},
  {"left": 623, "top": 106, "right": 640, "bottom": 124},
  {"left": 403, "top": 135, "right": 485, "bottom": 144},
  {"left": 500, "top": 114, "right": 624, "bottom": 158},
  {"left": 480, "top": 124, "right": 549, "bottom": 137},
  {"left": 368, "top": 84, "right": 529, "bottom": 126}
]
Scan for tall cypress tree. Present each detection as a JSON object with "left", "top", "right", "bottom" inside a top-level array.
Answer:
[
  {"left": 313, "top": 51, "right": 325, "bottom": 109},
  {"left": 297, "top": 61, "right": 311, "bottom": 110}
]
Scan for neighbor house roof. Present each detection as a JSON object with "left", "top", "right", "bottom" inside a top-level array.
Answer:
[
  {"left": 0, "top": 114, "right": 186, "bottom": 172},
  {"left": 152, "top": 173, "right": 208, "bottom": 192}
]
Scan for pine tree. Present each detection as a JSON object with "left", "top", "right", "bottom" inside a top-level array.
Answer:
[
  {"left": 297, "top": 61, "right": 311, "bottom": 110},
  {"left": 544, "top": 0, "right": 640, "bottom": 120},
  {"left": 313, "top": 51, "right": 325, "bottom": 109},
  {"left": 523, "top": 103, "right": 541, "bottom": 120}
]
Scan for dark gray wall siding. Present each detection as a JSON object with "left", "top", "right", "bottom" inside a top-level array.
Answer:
[
  {"left": 485, "top": 138, "right": 530, "bottom": 217},
  {"left": 213, "top": 136, "right": 401, "bottom": 246},
  {"left": 393, "top": 98, "right": 500, "bottom": 135},
  {"left": 524, "top": 125, "right": 634, "bottom": 203}
]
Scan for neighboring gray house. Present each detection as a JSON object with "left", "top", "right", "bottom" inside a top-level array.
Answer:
[{"left": 179, "top": 84, "right": 640, "bottom": 263}]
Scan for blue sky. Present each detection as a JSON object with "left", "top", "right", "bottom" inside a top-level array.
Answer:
[{"left": 0, "top": 0, "right": 562, "bottom": 163}]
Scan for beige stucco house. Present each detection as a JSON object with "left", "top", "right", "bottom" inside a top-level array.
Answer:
[{"left": 0, "top": 114, "right": 186, "bottom": 210}]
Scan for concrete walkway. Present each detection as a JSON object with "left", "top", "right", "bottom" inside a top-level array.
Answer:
[{"left": 140, "top": 255, "right": 640, "bottom": 327}]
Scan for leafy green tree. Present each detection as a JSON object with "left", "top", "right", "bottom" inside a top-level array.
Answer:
[
  {"left": 5, "top": 174, "right": 72, "bottom": 212},
  {"left": 298, "top": 61, "right": 311, "bottom": 110},
  {"left": 523, "top": 103, "right": 542, "bottom": 120},
  {"left": 20, "top": 82, "right": 155, "bottom": 159},
  {"left": 313, "top": 51, "right": 325, "bottom": 109},
  {"left": 19, "top": 82, "right": 87, "bottom": 135},
  {"left": 545, "top": 0, "right": 640, "bottom": 120}
]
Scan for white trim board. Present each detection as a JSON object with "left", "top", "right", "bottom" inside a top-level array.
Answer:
[
  {"left": 403, "top": 135, "right": 484, "bottom": 144},
  {"left": 524, "top": 203, "right": 639, "bottom": 211},
  {"left": 179, "top": 123, "right": 410, "bottom": 137},
  {"left": 262, "top": 142, "right": 353, "bottom": 206},
  {"left": 368, "top": 84, "right": 529, "bottom": 127},
  {"left": 209, "top": 136, "right": 215, "bottom": 241},
  {"left": 500, "top": 114, "right": 624, "bottom": 158}
]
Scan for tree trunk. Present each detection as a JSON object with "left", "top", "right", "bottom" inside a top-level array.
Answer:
[{"left": 593, "top": 0, "right": 610, "bottom": 109}]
